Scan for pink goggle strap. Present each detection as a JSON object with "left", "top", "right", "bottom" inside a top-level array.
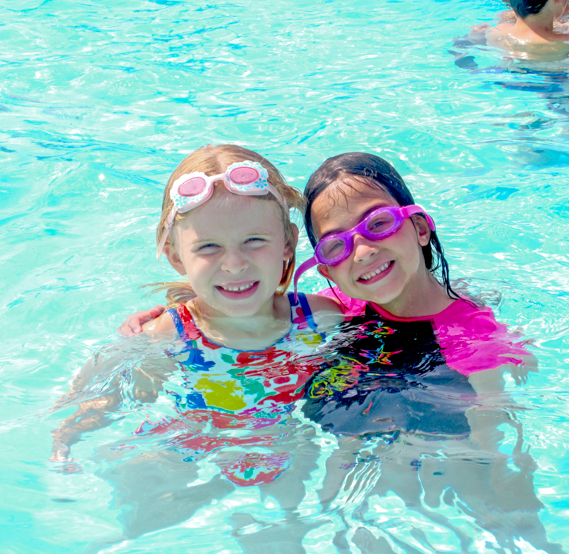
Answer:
[
  {"left": 156, "top": 205, "right": 178, "bottom": 259},
  {"left": 293, "top": 256, "right": 318, "bottom": 303},
  {"left": 265, "top": 184, "right": 287, "bottom": 210},
  {"left": 400, "top": 204, "right": 436, "bottom": 231}
]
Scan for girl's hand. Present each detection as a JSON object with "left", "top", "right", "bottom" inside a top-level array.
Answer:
[
  {"left": 50, "top": 442, "right": 83, "bottom": 473},
  {"left": 117, "top": 305, "right": 167, "bottom": 336},
  {"left": 50, "top": 440, "right": 71, "bottom": 462}
]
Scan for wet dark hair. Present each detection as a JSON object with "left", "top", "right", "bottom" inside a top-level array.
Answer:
[
  {"left": 304, "top": 152, "right": 459, "bottom": 300},
  {"left": 509, "top": 0, "right": 549, "bottom": 18}
]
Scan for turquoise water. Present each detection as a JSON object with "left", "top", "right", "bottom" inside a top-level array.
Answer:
[{"left": 2, "top": 0, "right": 569, "bottom": 552}]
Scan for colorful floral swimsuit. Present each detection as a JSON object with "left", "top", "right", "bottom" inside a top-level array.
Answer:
[{"left": 134, "top": 292, "right": 325, "bottom": 486}]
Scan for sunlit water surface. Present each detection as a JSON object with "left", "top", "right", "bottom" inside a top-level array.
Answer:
[{"left": 1, "top": 0, "right": 569, "bottom": 552}]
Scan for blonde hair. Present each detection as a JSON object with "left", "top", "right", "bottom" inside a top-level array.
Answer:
[{"left": 154, "top": 144, "right": 306, "bottom": 304}]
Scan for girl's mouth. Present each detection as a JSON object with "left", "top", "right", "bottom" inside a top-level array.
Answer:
[
  {"left": 215, "top": 281, "right": 259, "bottom": 299},
  {"left": 358, "top": 261, "right": 394, "bottom": 284}
]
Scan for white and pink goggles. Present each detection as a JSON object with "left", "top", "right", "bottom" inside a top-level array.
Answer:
[{"left": 157, "top": 161, "right": 287, "bottom": 258}]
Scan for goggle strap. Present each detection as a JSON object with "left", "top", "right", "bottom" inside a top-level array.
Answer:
[
  {"left": 401, "top": 204, "right": 436, "bottom": 231},
  {"left": 156, "top": 205, "right": 178, "bottom": 259},
  {"left": 293, "top": 256, "right": 318, "bottom": 303},
  {"left": 266, "top": 183, "right": 287, "bottom": 210}
]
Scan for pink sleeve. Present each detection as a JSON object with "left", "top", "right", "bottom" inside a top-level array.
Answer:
[
  {"left": 434, "top": 301, "right": 529, "bottom": 375},
  {"left": 316, "top": 286, "right": 367, "bottom": 317}
]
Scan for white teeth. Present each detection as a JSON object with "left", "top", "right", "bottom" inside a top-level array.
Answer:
[
  {"left": 220, "top": 283, "right": 255, "bottom": 292},
  {"left": 360, "top": 262, "right": 391, "bottom": 281}
]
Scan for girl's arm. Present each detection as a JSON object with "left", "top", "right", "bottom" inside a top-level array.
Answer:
[
  {"left": 464, "top": 355, "right": 537, "bottom": 455},
  {"left": 141, "top": 309, "right": 177, "bottom": 335},
  {"left": 51, "top": 381, "right": 127, "bottom": 462},
  {"left": 118, "top": 290, "right": 353, "bottom": 336},
  {"left": 51, "top": 348, "right": 176, "bottom": 462},
  {"left": 466, "top": 353, "right": 538, "bottom": 395},
  {"left": 302, "top": 293, "right": 345, "bottom": 328}
]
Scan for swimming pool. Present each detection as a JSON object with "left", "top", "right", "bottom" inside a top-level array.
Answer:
[{"left": 2, "top": 0, "right": 569, "bottom": 551}]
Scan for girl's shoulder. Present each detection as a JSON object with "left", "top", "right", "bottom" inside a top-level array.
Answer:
[
  {"left": 315, "top": 286, "right": 367, "bottom": 317},
  {"left": 292, "top": 292, "right": 344, "bottom": 330},
  {"left": 435, "top": 297, "right": 501, "bottom": 332},
  {"left": 141, "top": 305, "right": 180, "bottom": 337},
  {"left": 433, "top": 298, "right": 529, "bottom": 375},
  {"left": 302, "top": 293, "right": 342, "bottom": 313}
]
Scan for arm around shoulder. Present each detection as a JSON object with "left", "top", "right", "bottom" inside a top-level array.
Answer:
[
  {"left": 141, "top": 308, "right": 177, "bottom": 336},
  {"left": 117, "top": 304, "right": 167, "bottom": 336},
  {"left": 303, "top": 293, "right": 345, "bottom": 328}
]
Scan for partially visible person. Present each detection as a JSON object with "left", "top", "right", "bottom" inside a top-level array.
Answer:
[
  {"left": 486, "top": 0, "right": 569, "bottom": 59},
  {"left": 498, "top": 0, "right": 569, "bottom": 25},
  {"left": 450, "top": 0, "right": 569, "bottom": 68}
]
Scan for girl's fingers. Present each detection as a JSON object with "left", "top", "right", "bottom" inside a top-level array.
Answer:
[
  {"left": 148, "top": 305, "right": 167, "bottom": 318},
  {"left": 117, "top": 305, "right": 167, "bottom": 336}
]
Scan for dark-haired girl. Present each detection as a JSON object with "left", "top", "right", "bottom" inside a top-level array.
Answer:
[
  {"left": 294, "top": 153, "right": 562, "bottom": 554},
  {"left": 295, "top": 152, "right": 531, "bottom": 437}
]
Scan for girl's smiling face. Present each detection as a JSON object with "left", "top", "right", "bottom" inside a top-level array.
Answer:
[
  {"left": 165, "top": 191, "right": 295, "bottom": 318},
  {"left": 311, "top": 178, "right": 432, "bottom": 312}
]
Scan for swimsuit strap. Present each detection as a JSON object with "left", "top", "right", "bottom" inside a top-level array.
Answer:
[
  {"left": 166, "top": 304, "right": 200, "bottom": 342},
  {"left": 288, "top": 291, "right": 318, "bottom": 332},
  {"left": 170, "top": 296, "right": 319, "bottom": 343},
  {"left": 166, "top": 307, "right": 186, "bottom": 340}
]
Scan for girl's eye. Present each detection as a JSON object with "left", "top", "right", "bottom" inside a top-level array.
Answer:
[
  {"left": 321, "top": 239, "right": 345, "bottom": 258},
  {"left": 196, "top": 244, "right": 221, "bottom": 253},
  {"left": 245, "top": 237, "right": 267, "bottom": 245},
  {"left": 367, "top": 214, "right": 394, "bottom": 233}
]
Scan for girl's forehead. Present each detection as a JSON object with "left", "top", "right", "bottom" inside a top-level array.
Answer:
[
  {"left": 177, "top": 192, "right": 283, "bottom": 235},
  {"left": 311, "top": 178, "right": 397, "bottom": 234}
]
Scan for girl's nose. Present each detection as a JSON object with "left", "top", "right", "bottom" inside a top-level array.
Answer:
[
  {"left": 221, "top": 250, "right": 249, "bottom": 273},
  {"left": 352, "top": 234, "right": 378, "bottom": 263}
]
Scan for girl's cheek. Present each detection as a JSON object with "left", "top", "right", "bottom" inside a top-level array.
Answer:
[{"left": 326, "top": 265, "right": 344, "bottom": 285}]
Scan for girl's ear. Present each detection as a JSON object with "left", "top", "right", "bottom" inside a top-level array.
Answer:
[
  {"left": 164, "top": 243, "right": 187, "bottom": 275},
  {"left": 411, "top": 215, "right": 432, "bottom": 247},
  {"left": 317, "top": 264, "right": 335, "bottom": 282},
  {"left": 284, "top": 223, "right": 299, "bottom": 259}
]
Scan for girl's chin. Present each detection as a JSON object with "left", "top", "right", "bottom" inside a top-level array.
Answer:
[
  {"left": 209, "top": 297, "right": 276, "bottom": 318},
  {"left": 350, "top": 280, "right": 402, "bottom": 306}
]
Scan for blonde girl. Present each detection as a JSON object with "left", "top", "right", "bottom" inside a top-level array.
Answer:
[
  {"left": 52, "top": 144, "right": 341, "bottom": 470},
  {"left": 142, "top": 143, "right": 341, "bottom": 347}
]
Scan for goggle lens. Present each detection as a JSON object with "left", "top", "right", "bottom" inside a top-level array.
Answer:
[
  {"left": 365, "top": 211, "right": 397, "bottom": 236},
  {"left": 229, "top": 166, "right": 259, "bottom": 185},
  {"left": 319, "top": 239, "right": 348, "bottom": 261},
  {"left": 179, "top": 176, "right": 207, "bottom": 197}
]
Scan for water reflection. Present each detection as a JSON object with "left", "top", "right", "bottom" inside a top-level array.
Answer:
[{"left": 49, "top": 313, "right": 565, "bottom": 553}]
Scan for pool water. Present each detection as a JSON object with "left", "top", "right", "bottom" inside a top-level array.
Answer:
[{"left": 1, "top": 0, "right": 569, "bottom": 552}]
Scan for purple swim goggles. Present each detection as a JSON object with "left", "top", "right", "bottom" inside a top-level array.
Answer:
[{"left": 293, "top": 204, "right": 435, "bottom": 299}]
